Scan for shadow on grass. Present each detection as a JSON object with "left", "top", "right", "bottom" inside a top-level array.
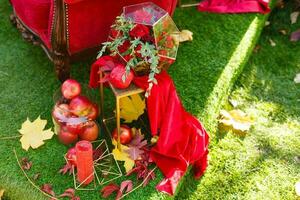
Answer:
[{"left": 0, "top": 1, "right": 270, "bottom": 200}]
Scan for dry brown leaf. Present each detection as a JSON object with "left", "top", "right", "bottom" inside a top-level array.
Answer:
[
  {"left": 179, "top": 30, "right": 193, "bottom": 42},
  {"left": 269, "top": 39, "right": 276, "bottom": 47},
  {"left": 296, "top": 181, "right": 300, "bottom": 196},
  {"left": 276, "top": 0, "right": 285, "bottom": 8},
  {"left": 253, "top": 45, "right": 261, "bottom": 53},
  {"left": 172, "top": 30, "right": 193, "bottom": 45},
  {"left": 294, "top": 74, "right": 300, "bottom": 83},
  {"left": 265, "top": 21, "right": 270, "bottom": 26},
  {"left": 0, "top": 189, "right": 4, "bottom": 199},
  {"left": 278, "top": 29, "right": 288, "bottom": 35},
  {"left": 229, "top": 99, "right": 239, "bottom": 108},
  {"left": 151, "top": 135, "right": 159, "bottom": 144},
  {"left": 21, "top": 157, "right": 32, "bottom": 170},
  {"left": 219, "top": 109, "right": 253, "bottom": 135},
  {"left": 33, "top": 173, "right": 41, "bottom": 181},
  {"left": 290, "top": 12, "right": 299, "bottom": 24}
]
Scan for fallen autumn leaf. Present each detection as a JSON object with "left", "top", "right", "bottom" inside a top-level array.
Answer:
[
  {"left": 19, "top": 116, "right": 54, "bottom": 151},
  {"left": 296, "top": 181, "right": 300, "bottom": 196},
  {"left": 294, "top": 73, "right": 300, "bottom": 83},
  {"left": 290, "top": 11, "right": 299, "bottom": 24},
  {"left": 269, "top": 39, "right": 276, "bottom": 47},
  {"left": 0, "top": 189, "right": 4, "bottom": 199},
  {"left": 290, "top": 29, "right": 300, "bottom": 42}
]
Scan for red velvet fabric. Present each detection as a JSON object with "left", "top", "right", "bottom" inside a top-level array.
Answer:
[
  {"left": 89, "top": 60, "right": 209, "bottom": 195},
  {"left": 10, "top": 0, "right": 177, "bottom": 54},
  {"left": 198, "top": 0, "right": 270, "bottom": 14},
  {"left": 133, "top": 72, "right": 209, "bottom": 195},
  {"left": 10, "top": 0, "right": 51, "bottom": 48},
  {"left": 66, "top": 0, "right": 177, "bottom": 54}
]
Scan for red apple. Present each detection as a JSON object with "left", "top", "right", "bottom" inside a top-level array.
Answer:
[
  {"left": 52, "top": 103, "right": 71, "bottom": 122},
  {"left": 69, "top": 96, "right": 93, "bottom": 117},
  {"left": 58, "top": 126, "right": 78, "bottom": 145},
  {"left": 66, "top": 147, "right": 77, "bottom": 166},
  {"left": 109, "top": 65, "right": 134, "bottom": 89},
  {"left": 65, "top": 122, "right": 84, "bottom": 135},
  {"left": 112, "top": 125, "right": 133, "bottom": 144},
  {"left": 86, "top": 104, "right": 99, "bottom": 120},
  {"left": 61, "top": 79, "right": 81, "bottom": 99},
  {"left": 79, "top": 121, "right": 99, "bottom": 141}
]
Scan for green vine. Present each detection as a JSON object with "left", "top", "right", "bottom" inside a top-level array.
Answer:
[{"left": 97, "top": 15, "right": 161, "bottom": 96}]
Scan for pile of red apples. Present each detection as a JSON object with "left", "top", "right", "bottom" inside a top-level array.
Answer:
[{"left": 52, "top": 79, "right": 99, "bottom": 145}]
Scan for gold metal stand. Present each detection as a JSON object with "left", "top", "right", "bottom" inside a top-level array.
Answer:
[{"left": 99, "top": 72, "right": 144, "bottom": 150}]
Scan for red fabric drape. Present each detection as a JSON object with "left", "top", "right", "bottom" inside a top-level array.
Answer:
[
  {"left": 133, "top": 71, "right": 209, "bottom": 195},
  {"left": 90, "top": 59, "right": 209, "bottom": 195},
  {"left": 198, "top": 0, "right": 270, "bottom": 14}
]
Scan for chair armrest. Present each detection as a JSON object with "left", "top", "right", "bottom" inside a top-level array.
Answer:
[{"left": 64, "top": 0, "right": 87, "bottom": 5}]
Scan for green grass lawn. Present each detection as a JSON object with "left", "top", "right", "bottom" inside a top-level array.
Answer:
[
  {"left": 177, "top": 3, "right": 300, "bottom": 200},
  {"left": 0, "top": 0, "right": 286, "bottom": 199}
]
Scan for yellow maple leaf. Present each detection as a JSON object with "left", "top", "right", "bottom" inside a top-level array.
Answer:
[
  {"left": 172, "top": 30, "right": 193, "bottom": 45},
  {"left": 219, "top": 109, "right": 253, "bottom": 135},
  {"left": 119, "top": 94, "right": 145, "bottom": 123},
  {"left": 0, "top": 189, "right": 4, "bottom": 200},
  {"left": 19, "top": 116, "right": 54, "bottom": 151},
  {"left": 111, "top": 139, "right": 135, "bottom": 172}
]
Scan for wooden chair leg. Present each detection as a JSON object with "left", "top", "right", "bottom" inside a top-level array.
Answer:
[
  {"left": 53, "top": 54, "right": 70, "bottom": 82},
  {"left": 51, "top": 0, "right": 69, "bottom": 82}
]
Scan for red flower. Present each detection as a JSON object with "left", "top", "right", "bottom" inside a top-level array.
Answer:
[
  {"left": 110, "top": 29, "right": 120, "bottom": 39},
  {"left": 158, "top": 49, "right": 168, "bottom": 56},
  {"left": 164, "top": 35, "right": 174, "bottom": 49},
  {"left": 134, "top": 44, "right": 142, "bottom": 58},
  {"left": 129, "top": 24, "right": 150, "bottom": 39},
  {"left": 159, "top": 56, "right": 175, "bottom": 65},
  {"left": 123, "top": 54, "right": 133, "bottom": 62},
  {"left": 142, "top": 34, "right": 155, "bottom": 43},
  {"left": 133, "top": 10, "right": 153, "bottom": 24},
  {"left": 118, "top": 40, "right": 131, "bottom": 54}
]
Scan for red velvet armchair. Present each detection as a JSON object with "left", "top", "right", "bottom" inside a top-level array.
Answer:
[{"left": 9, "top": 0, "right": 177, "bottom": 81}]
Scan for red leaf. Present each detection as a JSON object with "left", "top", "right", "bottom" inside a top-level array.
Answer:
[
  {"left": 93, "top": 148, "right": 103, "bottom": 161},
  {"left": 116, "top": 190, "right": 123, "bottom": 200},
  {"left": 59, "top": 188, "right": 75, "bottom": 198},
  {"left": 71, "top": 197, "right": 80, "bottom": 200},
  {"left": 33, "top": 173, "right": 40, "bottom": 181},
  {"left": 142, "top": 170, "right": 155, "bottom": 187},
  {"left": 59, "top": 163, "right": 74, "bottom": 175},
  {"left": 100, "top": 183, "right": 120, "bottom": 198},
  {"left": 125, "top": 151, "right": 156, "bottom": 187},
  {"left": 119, "top": 180, "right": 133, "bottom": 194},
  {"left": 126, "top": 165, "right": 141, "bottom": 176},
  {"left": 125, "top": 131, "right": 147, "bottom": 160},
  {"left": 21, "top": 157, "right": 32, "bottom": 170},
  {"left": 125, "top": 147, "right": 144, "bottom": 161},
  {"left": 290, "top": 29, "right": 300, "bottom": 42},
  {"left": 41, "top": 184, "right": 55, "bottom": 196}
]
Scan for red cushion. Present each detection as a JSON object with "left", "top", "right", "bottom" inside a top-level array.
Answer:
[
  {"left": 66, "top": 0, "right": 177, "bottom": 54},
  {"left": 11, "top": 0, "right": 177, "bottom": 55},
  {"left": 10, "top": 0, "right": 51, "bottom": 47}
]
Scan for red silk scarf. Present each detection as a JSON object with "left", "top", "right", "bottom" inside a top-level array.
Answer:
[
  {"left": 133, "top": 71, "right": 209, "bottom": 195},
  {"left": 90, "top": 61, "right": 209, "bottom": 195},
  {"left": 198, "top": 0, "right": 270, "bottom": 14}
]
